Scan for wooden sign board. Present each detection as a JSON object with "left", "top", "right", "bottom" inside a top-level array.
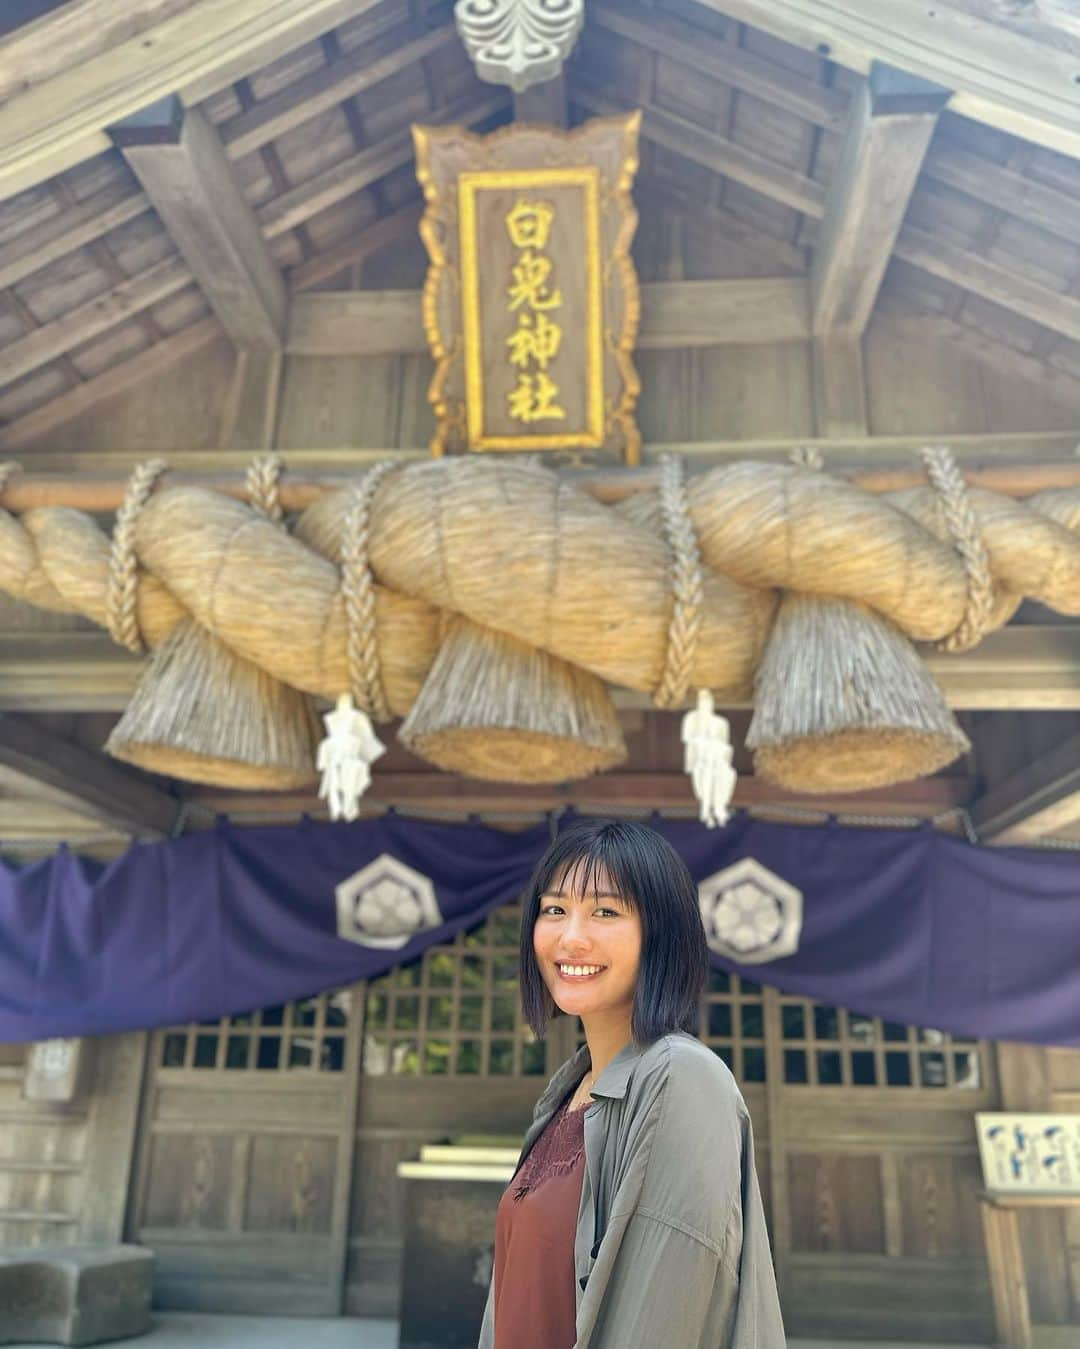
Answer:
[
  {"left": 976, "top": 1112, "right": 1080, "bottom": 1194},
  {"left": 413, "top": 113, "right": 642, "bottom": 464}
]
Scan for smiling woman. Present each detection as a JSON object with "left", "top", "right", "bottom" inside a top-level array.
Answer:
[{"left": 479, "top": 818, "right": 785, "bottom": 1349}]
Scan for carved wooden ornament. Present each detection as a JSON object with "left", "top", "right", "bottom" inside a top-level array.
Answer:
[
  {"left": 412, "top": 113, "right": 642, "bottom": 463},
  {"left": 454, "top": 0, "right": 585, "bottom": 93}
]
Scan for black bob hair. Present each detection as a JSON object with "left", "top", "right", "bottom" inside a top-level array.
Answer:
[{"left": 519, "top": 818, "right": 708, "bottom": 1044}]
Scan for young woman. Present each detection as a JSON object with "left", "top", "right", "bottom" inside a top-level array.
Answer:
[{"left": 478, "top": 818, "right": 785, "bottom": 1349}]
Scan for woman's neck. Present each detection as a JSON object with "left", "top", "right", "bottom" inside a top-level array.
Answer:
[{"left": 581, "top": 1009, "right": 633, "bottom": 1082}]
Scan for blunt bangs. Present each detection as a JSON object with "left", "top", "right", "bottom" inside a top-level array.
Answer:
[{"left": 519, "top": 819, "right": 708, "bottom": 1046}]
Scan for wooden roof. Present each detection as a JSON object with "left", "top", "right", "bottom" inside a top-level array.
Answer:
[
  {"left": 0, "top": 0, "right": 1078, "bottom": 437},
  {"left": 0, "top": 0, "right": 1079, "bottom": 856}
]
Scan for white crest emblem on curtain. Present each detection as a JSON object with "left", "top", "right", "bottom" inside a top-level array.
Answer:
[
  {"left": 697, "top": 858, "right": 802, "bottom": 965},
  {"left": 335, "top": 854, "right": 442, "bottom": 950}
]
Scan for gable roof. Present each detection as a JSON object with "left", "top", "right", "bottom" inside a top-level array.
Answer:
[{"left": 0, "top": 0, "right": 1078, "bottom": 441}]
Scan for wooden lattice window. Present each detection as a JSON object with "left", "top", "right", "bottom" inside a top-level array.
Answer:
[
  {"left": 697, "top": 970, "right": 768, "bottom": 1082},
  {"left": 159, "top": 991, "right": 351, "bottom": 1073},
  {"left": 362, "top": 904, "right": 547, "bottom": 1078},
  {"left": 778, "top": 998, "right": 985, "bottom": 1090}
]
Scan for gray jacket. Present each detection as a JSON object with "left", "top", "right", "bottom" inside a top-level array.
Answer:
[{"left": 479, "top": 1031, "right": 786, "bottom": 1348}]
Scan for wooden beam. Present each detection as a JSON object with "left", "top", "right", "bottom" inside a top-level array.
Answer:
[
  {"left": 513, "top": 75, "right": 568, "bottom": 127},
  {"left": 572, "top": 88, "right": 828, "bottom": 218},
  {"left": 0, "top": 712, "right": 178, "bottom": 837},
  {"left": 220, "top": 21, "right": 460, "bottom": 159},
  {"left": 190, "top": 771, "right": 969, "bottom": 818},
  {"left": 5, "top": 432, "right": 1080, "bottom": 493},
  {"left": 218, "top": 349, "right": 283, "bottom": 450},
  {"left": 812, "top": 65, "right": 949, "bottom": 338},
  {"left": 0, "top": 256, "right": 192, "bottom": 388},
  {"left": 923, "top": 139, "right": 1080, "bottom": 252},
  {"left": 0, "top": 318, "right": 223, "bottom": 450},
  {"left": 589, "top": 1, "right": 849, "bottom": 133},
  {"left": 812, "top": 336, "right": 868, "bottom": 438},
  {"left": 690, "top": 0, "right": 1080, "bottom": 160},
  {"left": 1, "top": 625, "right": 1078, "bottom": 715},
  {"left": 634, "top": 173, "right": 809, "bottom": 274},
  {"left": 286, "top": 205, "right": 422, "bottom": 292},
  {"left": 286, "top": 278, "right": 811, "bottom": 354},
  {"left": 110, "top": 98, "right": 287, "bottom": 349},
  {"left": 0, "top": 209, "right": 420, "bottom": 446},
  {"left": 0, "top": 0, "right": 385, "bottom": 200},
  {"left": 255, "top": 91, "right": 507, "bottom": 240},
  {"left": 0, "top": 84, "right": 496, "bottom": 398},
  {"left": 0, "top": 181, "right": 150, "bottom": 293},
  {"left": 894, "top": 225, "right": 1080, "bottom": 345},
  {"left": 971, "top": 731, "right": 1080, "bottom": 843}
]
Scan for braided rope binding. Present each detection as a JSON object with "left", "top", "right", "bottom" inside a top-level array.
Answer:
[
  {"left": 106, "top": 458, "right": 168, "bottom": 654},
  {"left": 921, "top": 445, "right": 995, "bottom": 653},
  {"left": 653, "top": 453, "right": 704, "bottom": 709},
  {"left": 244, "top": 453, "right": 285, "bottom": 525},
  {"left": 0, "top": 461, "right": 21, "bottom": 500},
  {"left": 342, "top": 460, "right": 398, "bottom": 722}
]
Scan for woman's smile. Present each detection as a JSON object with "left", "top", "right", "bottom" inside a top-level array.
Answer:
[{"left": 555, "top": 962, "right": 607, "bottom": 982}]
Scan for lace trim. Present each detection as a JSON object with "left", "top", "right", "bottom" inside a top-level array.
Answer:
[{"left": 512, "top": 1097, "right": 586, "bottom": 1202}]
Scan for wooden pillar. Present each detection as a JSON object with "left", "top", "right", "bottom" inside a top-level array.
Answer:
[
  {"left": 78, "top": 1032, "right": 149, "bottom": 1242},
  {"left": 996, "top": 1043, "right": 1071, "bottom": 1324}
]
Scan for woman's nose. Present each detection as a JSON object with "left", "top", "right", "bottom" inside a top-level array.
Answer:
[{"left": 561, "top": 913, "right": 591, "bottom": 949}]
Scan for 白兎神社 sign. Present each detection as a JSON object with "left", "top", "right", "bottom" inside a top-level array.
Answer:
[{"left": 412, "top": 112, "right": 642, "bottom": 462}]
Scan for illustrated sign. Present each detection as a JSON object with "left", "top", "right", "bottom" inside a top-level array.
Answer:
[
  {"left": 413, "top": 113, "right": 641, "bottom": 462},
  {"left": 976, "top": 1112, "right": 1080, "bottom": 1194}
]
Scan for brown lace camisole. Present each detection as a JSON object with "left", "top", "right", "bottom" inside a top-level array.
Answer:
[{"left": 493, "top": 1090, "right": 587, "bottom": 1349}]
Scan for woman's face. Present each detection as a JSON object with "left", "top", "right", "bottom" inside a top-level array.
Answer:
[{"left": 533, "top": 862, "right": 642, "bottom": 1025}]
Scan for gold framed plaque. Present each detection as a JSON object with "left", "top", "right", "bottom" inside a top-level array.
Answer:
[{"left": 413, "top": 113, "right": 642, "bottom": 464}]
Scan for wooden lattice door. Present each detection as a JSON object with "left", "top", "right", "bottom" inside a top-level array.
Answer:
[{"left": 127, "top": 990, "right": 362, "bottom": 1313}]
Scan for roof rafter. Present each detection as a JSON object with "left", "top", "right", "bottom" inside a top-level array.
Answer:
[
  {"left": 0, "top": 711, "right": 178, "bottom": 838},
  {"left": 219, "top": 18, "right": 461, "bottom": 161},
  {"left": 0, "top": 0, "right": 385, "bottom": 201},
  {"left": 0, "top": 256, "right": 192, "bottom": 387},
  {"left": 690, "top": 0, "right": 1080, "bottom": 159},
  {"left": 589, "top": 1, "right": 849, "bottom": 133},
  {"left": 254, "top": 90, "right": 507, "bottom": 240},
  {"left": 971, "top": 729, "right": 1080, "bottom": 844},
  {"left": 894, "top": 225, "right": 1080, "bottom": 344},
  {"left": 0, "top": 206, "right": 423, "bottom": 445},
  {"left": 571, "top": 87, "right": 827, "bottom": 218},
  {"left": 110, "top": 96, "right": 287, "bottom": 350}
]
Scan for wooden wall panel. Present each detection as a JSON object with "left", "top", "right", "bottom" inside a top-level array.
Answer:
[
  {"left": 275, "top": 353, "right": 416, "bottom": 448},
  {"left": 17, "top": 335, "right": 236, "bottom": 454},
  {"left": 865, "top": 312, "right": 1080, "bottom": 435},
  {"left": 787, "top": 1153, "right": 885, "bottom": 1254},
  {"left": 898, "top": 1152, "right": 983, "bottom": 1258},
  {"left": 245, "top": 1134, "right": 336, "bottom": 1234},
  {"left": 142, "top": 1133, "right": 234, "bottom": 1230},
  {"left": 636, "top": 342, "right": 814, "bottom": 442}
]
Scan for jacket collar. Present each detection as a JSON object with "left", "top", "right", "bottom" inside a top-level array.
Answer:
[
  {"left": 540, "top": 1036, "right": 649, "bottom": 1114},
  {"left": 591, "top": 1037, "right": 649, "bottom": 1101}
]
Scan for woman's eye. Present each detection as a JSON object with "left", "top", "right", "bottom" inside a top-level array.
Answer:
[{"left": 540, "top": 904, "right": 564, "bottom": 916}]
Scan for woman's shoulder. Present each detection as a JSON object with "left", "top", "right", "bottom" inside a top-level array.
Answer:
[{"left": 638, "top": 1032, "right": 745, "bottom": 1116}]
